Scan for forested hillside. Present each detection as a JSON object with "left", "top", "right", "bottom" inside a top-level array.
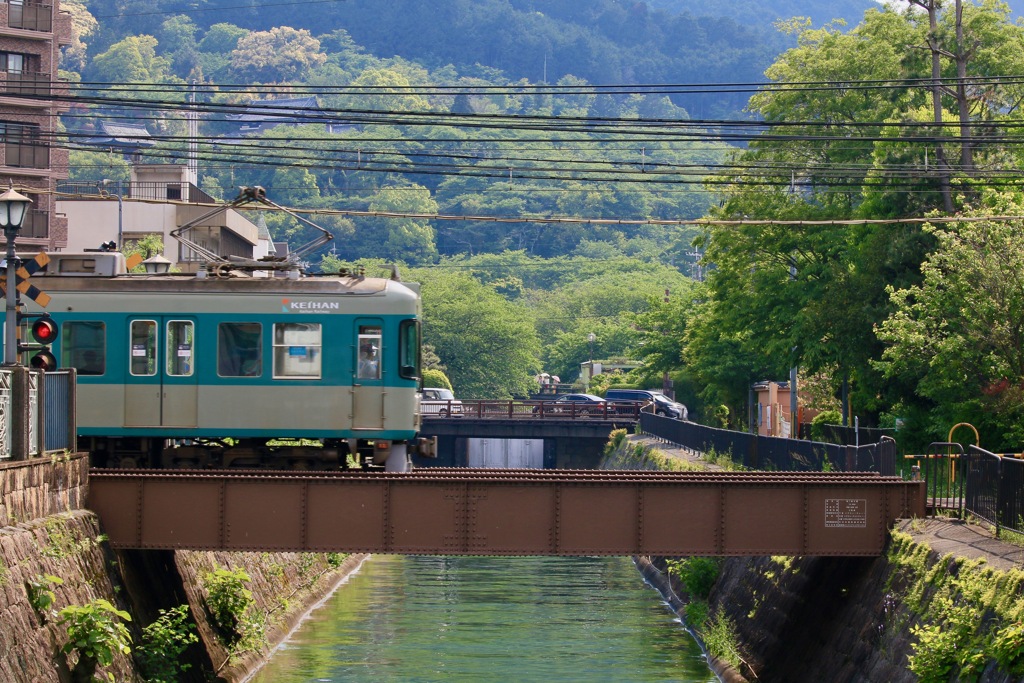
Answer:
[{"left": 59, "top": 0, "right": 1024, "bottom": 451}]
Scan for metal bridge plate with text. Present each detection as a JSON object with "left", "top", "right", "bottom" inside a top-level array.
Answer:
[{"left": 825, "top": 499, "right": 867, "bottom": 528}]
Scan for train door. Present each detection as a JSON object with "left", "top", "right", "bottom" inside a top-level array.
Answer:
[
  {"left": 351, "top": 320, "right": 384, "bottom": 430},
  {"left": 124, "top": 317, "right": 198, "bottom": 428}
]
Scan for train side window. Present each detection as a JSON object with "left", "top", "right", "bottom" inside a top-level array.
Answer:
[
  {"left": 130, "top": 320, "right": 157, "bottom": 376},
  {"left": 273, "top": 322, "right": 322, "bottom": 379},
  {"left": 218, "top": 322, "right": 262, "bottom": 377},
  {"left": 357, "top": 325, "right": 382, "bottom": 380},
  {"left": 166, "top": 320, "right": 194, "bottom": 377},
  {"left": 61, "top": 321, "right": 106, "bottom": 376},
  {"left": 398, "top": 319, "right": 420, "bottom": 380}
]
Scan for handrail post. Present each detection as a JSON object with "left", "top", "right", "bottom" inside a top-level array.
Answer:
[{"left": 996, "top": 452, "right": 1003, "bottom": 538}]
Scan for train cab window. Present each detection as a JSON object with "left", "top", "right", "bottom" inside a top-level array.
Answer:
[
  {"left": 130, "top": 320, "right": 157, "bottom": 376},
  {"left": 273, "top": 322, "right": 322, "bottom": 379},
  {"left": 61, "top": 321, "right": 106, "bottom": 376},
  {"left": 357, "top": 325, "right": 382, "bottom": 380},
  {"left": 166, "top": 320, "right": 194, "bottom": 376},
  {"left": 218, "top": 322, "right": 262, "bottom": 377},
  {"left": 398, "top": 319, "right": 420, "bottom": 380}
]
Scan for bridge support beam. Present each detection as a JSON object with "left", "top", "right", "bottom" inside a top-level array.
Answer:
[{"left": 88, "top": 469, "right": 924, "bottom": 557}]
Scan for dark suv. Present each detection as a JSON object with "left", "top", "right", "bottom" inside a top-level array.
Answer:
[{"left": 604, "top": 389, "right": 687, "bottom": 420}]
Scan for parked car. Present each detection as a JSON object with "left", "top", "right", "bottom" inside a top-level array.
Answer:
[
  {"left": 421, "top": 388, "right": 463, "bottom": 417},
  {"left": 604, "top": 389, "right": 688, "bottom": 420},
  {"left": 533, "top": 393, "right": 606, "bottom": 416}
]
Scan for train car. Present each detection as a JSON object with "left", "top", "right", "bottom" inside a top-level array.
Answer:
[{"left": 12, "top": 250, "right": 430, "bottom": 471}]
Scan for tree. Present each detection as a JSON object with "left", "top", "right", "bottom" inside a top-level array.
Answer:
[
  {"left": 411, "top": 270, "right": 540, "bottom": 398},
  {"left": 60, "top": 0, "right": 97, "bottom": 74},
  {"left": 876, "top": 192, "right": 1024, "bottom": 450},
  {"left": 229, "top": 27, "right": 327, "bottom": 82},
  {"left": 158, "top": 15, "right": 200, "bottom": 75},
  {"left": 89, "top": 35, "right": 182, "bottom": 91},
  {"left": 366, "top": 185, "right": 439, "bottom": 264}
]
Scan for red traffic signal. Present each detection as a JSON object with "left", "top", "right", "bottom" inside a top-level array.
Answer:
[{"left": 31, "top": 317, "right": 58, "bottom": 345}]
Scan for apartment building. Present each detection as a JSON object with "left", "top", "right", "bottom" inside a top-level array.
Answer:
[{"left": 0, "top": 0, "right": 71, "bottom": 250}]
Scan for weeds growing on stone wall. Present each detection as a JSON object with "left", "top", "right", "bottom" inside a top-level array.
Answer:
[
  {"left": 40, "top": 515, "right": 96, "bottom": 559},
  {"left": 27, "top": 573, "right": 63, "bottom": 618},
  {"left": 327, "top": 552, "right": 346, "bottom": 568},
  {"left": 136, "top": 605, "right": 199, "bottom": 683},
  {"left": 604, "top": 429, "right": 629, "bottom": 456},
  {"left": 57, "top": 598, "right": 132, "bottom": 683},
  {"left": 885, "top": 531, "right": 1024, "bottom": 682},
  {"left": 703, "top": 609, "right": 743, "bottom": 670},
  {"left": 203, "top": 565, "right": 266, "bottom": 653}
]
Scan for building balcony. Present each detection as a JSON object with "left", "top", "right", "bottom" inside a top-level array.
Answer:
[
  {"left": 2, "top": 70, "right": 50, "bottom": 98},
  {"left": 56, "top": 180, "right": 215, "bottom": 203},
  {"left": 4, "top": 141, "right": 46, "bottom": 168},
  {"left": 18, "top": 208, "right": 47, "bottom": 239},
  {"left": 7, "top": 2, "right": 52, "bottom": 32}
]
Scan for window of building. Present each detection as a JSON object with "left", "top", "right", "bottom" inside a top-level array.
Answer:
[
  {"left": 218, "top": 322, "right": 261, "bottom": 377},
  {"left": 0, "top": 53, "right": 25, "bottom": 74},
  {"left": 273, "top": 322, "right": 321, "bottom": 379}
]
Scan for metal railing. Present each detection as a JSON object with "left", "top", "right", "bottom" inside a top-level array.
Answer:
[
  {"left": 55, "top": 181, "right": 215, "bottom": 204},
  {"left": 4, "top": 141, "right": 47, "bottom": 169},
  {"left": 960, "top": 445, "right": 1024, "bottom": 537},
  {"left": 2, "top": 70, "right": 51, "bottom": 97},
  {"left": 0, "top": 367, "right": 74, "bottom": 460},
  {"left": 7, "top": 2, "right": 52, "bottom": 32},
  {"left": 639, "top": 413, "right": 898, "bottom": 474},
  {"left": 422, "top": 399, "right": 643, "bottom": 420}
]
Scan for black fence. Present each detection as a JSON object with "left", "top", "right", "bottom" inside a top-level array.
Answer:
[
  {"left": 816, "top": 423, "right": 897, "bottom": 447},
  {"left": 639, "top": 414, "right": 897, "bottom": 474},
  {"left": 962, "top": 445, "right": 1024, "bottom": 537}
]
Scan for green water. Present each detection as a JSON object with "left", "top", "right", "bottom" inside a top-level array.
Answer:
[{"left": 250, "top": 555, "right": 717, "bottom": 683}]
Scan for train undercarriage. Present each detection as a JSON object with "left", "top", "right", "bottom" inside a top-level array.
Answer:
[{"left": 84, "top": 435, "right": 436, "bottom": 471}]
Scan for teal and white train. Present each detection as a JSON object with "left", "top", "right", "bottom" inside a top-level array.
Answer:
[{"left": 16, "top": 251, "right": 430, "bottom": 471}]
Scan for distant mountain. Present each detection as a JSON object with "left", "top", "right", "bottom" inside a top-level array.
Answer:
[
  {"left": 650, "top": 0, "right": 1024, "bottom": 27},
  {"left": 647, "top": 0, "right": 879, "bottom": 28}
]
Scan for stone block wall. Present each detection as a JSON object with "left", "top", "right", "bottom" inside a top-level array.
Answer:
[
  {"left": 0, "top": 454, "right": 87, "bottom": 526},
  {"left": 0, "top": 510, "right": 137, "bottom": 682}
]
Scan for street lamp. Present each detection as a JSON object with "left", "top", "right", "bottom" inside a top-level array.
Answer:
[
  {"left": 0, "top": 184, "right": 32, "bottom": 365},
  {"left": 141, "top": 254, "right": 172, "bottom": 274},
  {"left": 587, "top": 332, "right": 596, "bottom": 363}
]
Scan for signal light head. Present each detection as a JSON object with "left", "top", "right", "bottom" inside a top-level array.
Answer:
[
  {"left": 31, "top": 317, "right": 57, "bottom": 344},
  {"left": 29, "top": 350, "right": 57, "bottom": 371}
]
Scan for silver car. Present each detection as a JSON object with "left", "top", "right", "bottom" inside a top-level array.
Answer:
[{"left": 421, "top": 388, "right": 463, "bottom": 417}]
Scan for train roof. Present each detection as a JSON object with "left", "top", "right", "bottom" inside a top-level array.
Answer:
[{"left": 30, "top": 252, "right": 417, "bottom": 297}]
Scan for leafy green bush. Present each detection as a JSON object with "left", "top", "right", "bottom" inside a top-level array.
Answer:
[
  {"left": 810, "top": 410, "right": 843, "bottom": 442},
  {"left": 57, "top": 599, "right": 132, "bottom": 683},
  {"left": 422, "top": 368, "right": 452, "bottom": 390},
  {"left": 203, "top": 566, "right": 253, "bottom": 645},
  {"left": 27, "top": 574, "right": 63, "bottom": 617},
  {"left": 137, "top": 605, "right": 198, "bottom": 683},
  {"left": 666, "top": 557, "right": 722, "bottom": 600}
]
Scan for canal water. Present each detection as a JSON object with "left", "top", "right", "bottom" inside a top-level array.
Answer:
[{"left": 250, "top": 555, "right": 717, "bottom": 683}]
